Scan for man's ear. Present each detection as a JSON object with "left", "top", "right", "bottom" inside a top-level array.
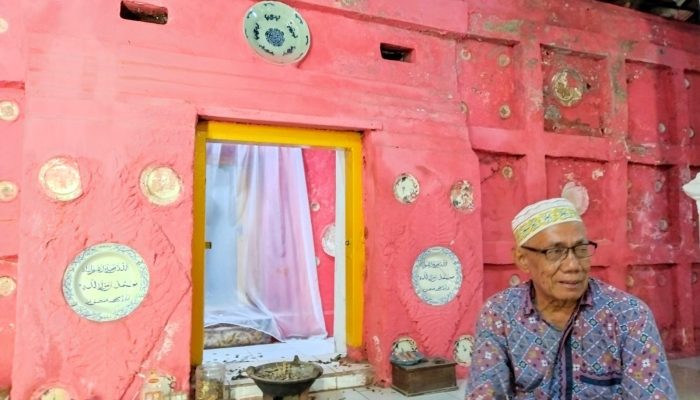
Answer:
[{"left": 514, "top": 247, "right": 530, "bottom": 274}]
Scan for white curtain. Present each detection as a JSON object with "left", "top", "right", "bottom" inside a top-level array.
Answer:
[{"left": 204, "top": 142, "right": 327, "bottom": 341}]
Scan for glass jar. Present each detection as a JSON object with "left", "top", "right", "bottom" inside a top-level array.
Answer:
[
  {"left": 141, "top": 371, "right": 173, "bottom": 400},
  {"left": 195, "top": 362, "right": 226, "bottom": 400}
]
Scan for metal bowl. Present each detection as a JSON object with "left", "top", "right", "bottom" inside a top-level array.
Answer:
[{"left": 246, "top": 357, "right": 323, "bottom": 397}]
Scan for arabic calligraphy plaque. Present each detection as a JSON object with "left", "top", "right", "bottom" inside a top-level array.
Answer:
[
  {"left": 411, "top": 246, "right": 462, "bottom": 306},
  {"left": 62, "top": 242, "right": 150, "bottom": 322}
]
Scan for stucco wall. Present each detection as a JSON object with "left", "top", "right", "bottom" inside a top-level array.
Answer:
[
  {"left": 0, "top": 0, "right": 699, "bottom": 398},
  {"left": 302, "top": 149, "right": 337, "bottom": 335}
]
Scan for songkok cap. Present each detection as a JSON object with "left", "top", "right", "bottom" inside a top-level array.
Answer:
[{"left": 511, "top": 198, "right": 582, "bottom": 246}]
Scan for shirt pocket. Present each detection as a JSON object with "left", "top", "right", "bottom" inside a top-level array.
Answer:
[{"left": 576, "top": 372, "right": 623, "bottom": 400}]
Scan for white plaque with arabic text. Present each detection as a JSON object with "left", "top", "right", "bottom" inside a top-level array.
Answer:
[
  {"left": 63, "top": 242, "right": 150, "bottom": 322},
  {"left": 411, "top": 246, "right": 462, "bottom": 306}
]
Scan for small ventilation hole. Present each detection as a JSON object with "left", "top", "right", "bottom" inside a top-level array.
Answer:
[
  {"left": 380, "top": 43, "right": 414, "bottom": 62},
  {"left": 120, "top": 1, "right": 168, "bottom": 25}
]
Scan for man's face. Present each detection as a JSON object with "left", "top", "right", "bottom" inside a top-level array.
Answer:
[{"left": 515, "top": 221, "right": 591, "bottom": 305}]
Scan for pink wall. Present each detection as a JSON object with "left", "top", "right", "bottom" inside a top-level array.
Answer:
[
  {"left": 1, "top": 0, "right": 700, "bottom": 397},
  {"left": 0, "top": 0, "right": 24, "bottom": 388},
  {"left": 302, "top": 149, "right": 336, "bottom": 336}
]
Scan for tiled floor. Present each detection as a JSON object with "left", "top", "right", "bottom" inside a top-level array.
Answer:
[
  {"left": 309, "top": 381, "right": 467, "bottom": 400},
  {"left": 308, "top": 357, "right": 700, "bottom": 400},
  {"left": 209, "top": 342, "right": 700, "bottom": 400},
  {"left": 669, "top": 356, "right": 700, "bottom": 400}
]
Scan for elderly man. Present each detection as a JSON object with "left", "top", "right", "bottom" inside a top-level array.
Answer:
[{"left": 466, "top": 198, "right": 677, "bottom": 399}]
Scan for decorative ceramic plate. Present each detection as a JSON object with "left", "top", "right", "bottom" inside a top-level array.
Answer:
[
  {"left": 450, "top": 180, "right": 475, "bottom": 212},
  {"left": 0, "top": 100, "right": 19, "bottom": 122},
  {"left": 392, "top": 336, "right": 418, "bottom": 355},
  {"left": 411, "top": 246, "right": 463, "bottom": 306},
  {"left": 140, "top": 165, "right": 183, "bottom": 206},
  {"left": 39, "top": 157, "right": 82, "bottom": 202},
  {"left": 321, "top": 223, "right": 336, "bottom": 257},
  {"left": 453, "top": 335, "right": 474, "bottom": 366},
  {"left": 561, "top": 181, "right": 589, "bottom": 215},
  {"left": 35, "top": 387, "right": 74, "bottom": 400},
  {"left": 63, "top": 242, "right": 150, "bottom": 322},
  {"left": 391, "top": 350, "right": 425, "bottom": 366},
  {"left": 0, "top": 276, "right": 16, "bottom": 296},
  {"left": 551, "top": 68, "right": 585, "bottom": 107},
  {"left": 0, "top": 180, "right": 18, "bottom": 202},
  {"left": 393, "top": 173, "right": 419, "bottom": 204},
  {"left": 243, "top": 1, "right": 311, "bottom": 64},
  {"left": 509, "top": 273, "right": 521, "bottom": 287}
]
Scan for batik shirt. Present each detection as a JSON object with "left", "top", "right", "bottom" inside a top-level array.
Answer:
[{"left": 465, "top": 278, "right": 677, "bottom": 399}]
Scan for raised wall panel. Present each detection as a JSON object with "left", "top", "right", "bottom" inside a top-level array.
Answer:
[
  {"left": 541, "top": 46, "right": 609, "bottom": 137},
  {"left": 627, "top": 62, "right": 676, "bottom": 145},
  {"left": 545, "top": 157, "right": 610, "bottom": 241},
  {"left": 478, "top": 152, "right": 527, "bottom": 244},
  {"left": 627, "top": 264, "right": 678, "bottom": 353},
  {"left": 484, "top": 264, "right": 523, "bottom": 300},
  {"left": 458, "top": 40, "right": 522, "bottom": 129},
  {"left": 627, "top": 164, "right": 677, "bottom": 246}
]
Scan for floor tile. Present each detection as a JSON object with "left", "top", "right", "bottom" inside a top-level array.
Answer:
[
  {"left": 670, "top": 356, "right": 700, "bottom": 371},
  {"left": 311, "top": 388, "right": 369, "bottom": 400}
]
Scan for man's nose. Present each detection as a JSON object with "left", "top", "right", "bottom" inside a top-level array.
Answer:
[{"left": 559, "top": 248, "right": 583, "bottom": 271}]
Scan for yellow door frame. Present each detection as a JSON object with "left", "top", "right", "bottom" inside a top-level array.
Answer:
[{"left": 191, "top": 120, "right": 365, "bottom": 365}]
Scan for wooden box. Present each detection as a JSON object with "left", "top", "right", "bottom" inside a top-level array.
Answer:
[{"left": 391, "top": 357, "right": 458, "bottom": 396}]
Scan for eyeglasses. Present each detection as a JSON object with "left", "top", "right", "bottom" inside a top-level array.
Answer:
[{"left": 520, "top": 241, "right": 598, "bottom": 263}]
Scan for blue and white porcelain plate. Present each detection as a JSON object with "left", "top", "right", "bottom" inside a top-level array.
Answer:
[
  {"left": 62, "top": 242, "right": 150, "bottom": 322},
  {"left": 411, "top": 246, "right": 463, "bottom": 306},
  {"left": 243, "top": 1, "right": 311, "bottom": 64}
]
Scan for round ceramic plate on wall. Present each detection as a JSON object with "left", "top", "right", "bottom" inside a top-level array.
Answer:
[
  {"left": 0, "top": 276, "right": 16, "bottom": 297},
  {"left": 393, "top": 173, "right": 419, "bottom": 204},
  {"left": 39, "top": 157, "right": 83, "bottom": 202},
  {"left": 561, "top": 181, "right": 589, "bottom": 215},
  {"left": 321, "top": 223, "right": 336, "bottom": 257},
  {"left": 450, "top": 180, "right": 475, "bottom": 212},
  {"left": 34, "top": 387, "right": 74, "bottom": 400},
  {"left": 391, "top": 336, "right": 418, "bottom": 355},
  {"left": 411, "top": 246, "right": 463, "bottom": 306},
  {"left": 243, "top": 1, "right": 311, "bottom": 64},
  {"left": 453, "top": 335, "right": 475, "bottom": 366},
  {"left": 62, "top": 242, "right": 150, "bottom": 322},
  {"left": 140, "top": 165, "right": 183, "bottom": 206},
  {"left": 0, "top": 100, "right": 19, "bottom": 122},
  {"left": 0, "top": 180, "right": 18, "bottom": 202}
]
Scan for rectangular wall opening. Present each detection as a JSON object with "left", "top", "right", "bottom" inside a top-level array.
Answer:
[
  {"left": 380, "top": 43, "right": 414, "bottom": 62},
  {"left": 120, "top": 1, "right": 168, "bottom": 25}
]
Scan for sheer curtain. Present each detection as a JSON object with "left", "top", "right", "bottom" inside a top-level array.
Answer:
[{"left": 204, "top": 142, "right": 327, "bottom": 341}]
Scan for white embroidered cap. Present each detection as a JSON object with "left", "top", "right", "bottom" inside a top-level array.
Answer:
[{"left": 511, "top": 198, "right": 582, "bottom": 246}]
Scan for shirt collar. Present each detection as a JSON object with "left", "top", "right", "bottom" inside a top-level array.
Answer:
[{"left": 522, "top": 278, "right": 594, "bottom": 316}]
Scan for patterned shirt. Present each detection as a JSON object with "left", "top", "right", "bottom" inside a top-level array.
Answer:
[{"left": 465, "top": 278, "right": 677, "bottom": 399}]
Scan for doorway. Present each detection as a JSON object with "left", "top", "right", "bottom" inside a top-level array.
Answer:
[{"left": 191, "top": 121, "right": 365, "bottom": 368}]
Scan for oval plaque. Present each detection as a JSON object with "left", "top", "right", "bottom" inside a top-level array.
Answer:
[
  {"left": 411, "top": 246, "right": 462, "bottom": 306},
  {"left": 62, "top": 242, "right": 150, "bottom": 322}
]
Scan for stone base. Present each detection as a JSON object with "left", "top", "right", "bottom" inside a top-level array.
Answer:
[{"left": 262, "top": 389, "right": 310, "bottom": 400}]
